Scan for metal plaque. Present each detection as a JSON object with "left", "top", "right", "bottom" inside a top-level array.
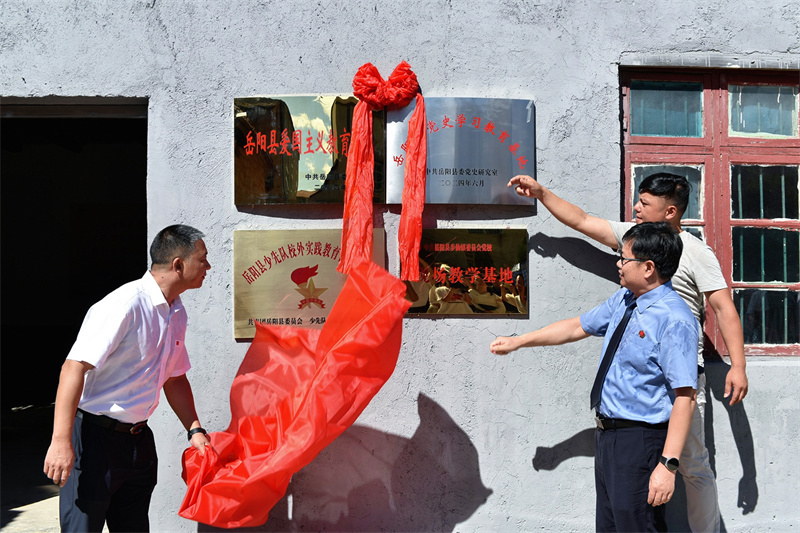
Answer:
[
  {"left": 386, "top": 97, "right": 535, "bottom": 205},
  {"left": 234, "top": 96, "right": 386, "bottom": 205},
  {"left": 234, "top": 229, "right": 386, "bottom": 338},
  {"left": 405, "top": 228, "right": 529, "bottom": 317}
]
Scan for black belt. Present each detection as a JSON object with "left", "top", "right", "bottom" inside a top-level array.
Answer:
[
  {"left": 595, "top": 413, "right": 668, "bottom": 431},
  {"left": 77, "top": 409, "right": 148, "bottom": 435}
]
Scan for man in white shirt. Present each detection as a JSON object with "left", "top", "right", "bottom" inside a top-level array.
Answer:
[
  {"left": 508, "top": 173, "right": 748, "bottom": 532},
  {"left": 43, "top": 224, "right": 212, "bottom": 532}
]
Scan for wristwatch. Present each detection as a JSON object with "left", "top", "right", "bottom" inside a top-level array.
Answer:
[
  {"left": 187, "top": 427, "right": 208, "bottom": 441},
  {"left": 660, "top": 456, "right": 680, "bottom": 472}
]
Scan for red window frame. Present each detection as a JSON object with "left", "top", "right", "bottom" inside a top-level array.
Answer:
[{"left": 621, "top": 68, "right": 800, "bottom": 356}]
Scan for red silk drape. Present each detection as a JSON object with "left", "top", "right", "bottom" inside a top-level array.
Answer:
[
  {"left": 338, "top": 61, "right": 427, "bottom": 281},
  {"left": 338, "top": 99, "right": 375, "bottom": 274},
  {"left": 397, "top": 92, "right": 426, "bottom": 281},
  {"left": 179, "top": 261, "right": 411, "bottom": 528}
]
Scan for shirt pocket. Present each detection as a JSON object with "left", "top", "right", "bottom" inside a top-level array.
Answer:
[
  {"left": 617, "top": 333, "right": 658, "bottom": 377},
  {"left": 165, "top": 333, "right": 190, "bottom": 377}
]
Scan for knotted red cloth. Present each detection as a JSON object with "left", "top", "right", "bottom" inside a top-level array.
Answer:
[
  {"left": 179, "top": 261, "right": 411, "bottom": 528},
  {"left": 338, "top": 61, "right": 427, "bottom": 281}
]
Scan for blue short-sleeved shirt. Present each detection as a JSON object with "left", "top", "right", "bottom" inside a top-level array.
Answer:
[{"left": 580, "top": 282, "right": 699, "bottom": 424}]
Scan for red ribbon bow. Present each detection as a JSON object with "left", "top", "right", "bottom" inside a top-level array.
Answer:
[
  {"left": 338, "top": 61, "right": 427, "bottom": 281},
  {"left": 353, "top": 62, "right": 421, "bottom": 110}
]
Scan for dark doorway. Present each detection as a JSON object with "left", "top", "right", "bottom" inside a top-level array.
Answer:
[{"left": 0, "top": 97, "right": 147, "bottom": 514}]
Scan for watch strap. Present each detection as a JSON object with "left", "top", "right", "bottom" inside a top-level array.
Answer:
[
  {"left": 187, "top": 427, "right": 208, "bottom": 441},
  {"left": 660, "top": 455, "right": 679, "bottom": 472}
]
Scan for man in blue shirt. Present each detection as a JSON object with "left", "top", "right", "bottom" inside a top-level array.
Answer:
[
  {"left": 507, "top": 172, "right": 746, "bottom": 533},
  {"left": 491, "top": 222, "right": 698, "bottom": 532}
]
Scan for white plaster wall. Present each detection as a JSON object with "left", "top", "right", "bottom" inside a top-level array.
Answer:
[{"left": 2, "top": 0, "right": 798, "bottom": 530}]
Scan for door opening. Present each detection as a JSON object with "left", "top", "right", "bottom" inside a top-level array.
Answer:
[{"left": 0, "top": 97, "right": 147, "bottom": 513}]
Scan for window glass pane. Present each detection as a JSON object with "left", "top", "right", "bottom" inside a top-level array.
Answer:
[
  {"left": 730, "top": 85, "right": 799, "bottom": 138},
  {"left": 632, "top": 165, "right": 702, "bottom": 220},
  {"left": 736, "top": 289, "right": 799, "bottom": 345},
  {"left": 682, "top": 227, "right": 703, "bottom": 240},
  {"left": 630, "top": 81, "right": 703, "bottom": 137},
  {"left": 732, "top": 228, "right": 800, "bottom": 283},
  {"left": 731, "top": 165, "right": 799, "bottom": 219}
]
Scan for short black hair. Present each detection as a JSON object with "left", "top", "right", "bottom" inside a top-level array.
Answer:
[
  {"left": 150, "top": 225, "right": 204, "bottom": 267},
  {"left": 639, "top": 173, "right": 691, "bottom": 217},
  {"left": 622, "top": 222, "right": 682, "bottom": 280}
]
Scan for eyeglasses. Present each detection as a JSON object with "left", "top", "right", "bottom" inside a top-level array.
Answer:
[{"left": 617, "top": 253, "right": 646, "bottom": 266}]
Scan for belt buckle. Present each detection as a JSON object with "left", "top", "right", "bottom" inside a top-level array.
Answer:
[
  {"left": 595, "top": 416, "right": 605, "bottom": 430},
  {"left": 130, "top": 422, "right": 147, "bottom": 435}
]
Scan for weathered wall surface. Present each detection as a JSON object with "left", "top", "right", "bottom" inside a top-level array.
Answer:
[{"left": 2, "top": 0, "right": 798, "bottom": 530}]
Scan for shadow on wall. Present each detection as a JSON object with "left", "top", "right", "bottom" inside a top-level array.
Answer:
[
  {"left": 199, "top": 393, "right": 492, "bottom": 532},
  {"left": 704, "top": 350, "right": 758, "bottom": 515},
  {"left": 528, "top": 232, "right": 621, "bottom": 284},
  {"left": 528, "top": 357, "right": 757, "bottom": 532}
]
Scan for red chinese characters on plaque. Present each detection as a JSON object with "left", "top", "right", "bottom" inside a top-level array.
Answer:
[
  {"left": 386, "top": 97, "right": 536, "bottom": 205},
  {"left": 405, "top": 228, "right": 529, "bottom": 317},
  {"left": 234, "top": 96, "right": 386, "bottom": 205},
  {"left": 233, "top": 229, "right": 387, "bottom": 338}
]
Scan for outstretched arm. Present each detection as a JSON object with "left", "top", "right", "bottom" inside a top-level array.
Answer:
[
  {"left": 490, "top": 316, "right": 589, "bottom": 355},
  {"left": 163, "top": 374, "right": 210, "bottom": 455},
  {"left": 706, "top": 288, "right": 748, "bottom": 405},
  {"left": 509, "top": 175, "right": 619, "bottom": 249},
  {"left": 43, "top": 359, "right": 93, "bottom": 487}
]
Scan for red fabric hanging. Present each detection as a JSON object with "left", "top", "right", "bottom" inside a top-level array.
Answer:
[
  {"left": 338, "top": 100, "right": 374, "bottom": 274},
  {"left": 397, "top": 92, "right": 427, "bottom": 281},
  {"left": 179, "top": 261, "right": 411, "bottom": 528},
  {"left": 338, "top": 61, "right": 427, "bottom": 281}
]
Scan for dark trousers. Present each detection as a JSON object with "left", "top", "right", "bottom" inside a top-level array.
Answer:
[
  {"left": 60, "top": 413, "right": 158, "bottom": 532},
  {"left": 594, "top": 425, "right": 668, "bottom": 533}
]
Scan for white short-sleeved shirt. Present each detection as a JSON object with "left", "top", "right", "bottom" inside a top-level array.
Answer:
[
  {"left": 67, "top": 271, "right": 191, "bottom": 423},
  {"left": 438, "top": 288, "right": 474, "bottom": 314},
  {"left": 608, "top": 221, "right": 728, "bottom": 364},
  {"left": 468, "top": 289, "right": 506, "bottom": 314}
]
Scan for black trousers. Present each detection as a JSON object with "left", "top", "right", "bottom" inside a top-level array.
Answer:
[
  {"left": 594, "top": 425, "right": 668, "bottom": 533},
  {"left": 60, "top": 413, "right": 158, "bottom": 532}
]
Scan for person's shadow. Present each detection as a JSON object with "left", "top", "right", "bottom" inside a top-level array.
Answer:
[
  {"left": 704, "top": 348, "right": 758, "bottom": 515},
  {"left": 529, "top": 356, "right": 758, "bottom": 532},
  {"left": 198, "top": 393, "right": 492, "bottom": 532},
  {"left": 529, "top": 232, "right": 620, "bottom": 284}
]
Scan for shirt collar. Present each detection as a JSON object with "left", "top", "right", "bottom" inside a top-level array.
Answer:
[
  {"left": 142, "top": 271, "right": 179, "bottom": 309},
  {"left": 627, "top": 280, "right": 673, "bottom": 312}
]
